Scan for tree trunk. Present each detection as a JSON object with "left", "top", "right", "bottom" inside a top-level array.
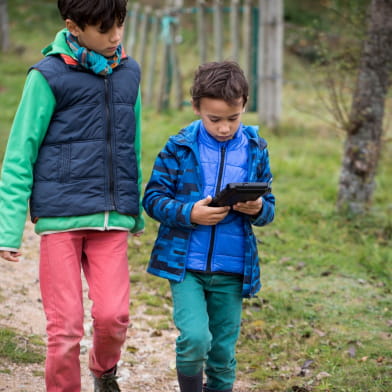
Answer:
[
  {"left": 0, "top": 0, "right": 9, "bottom": 52},
  {"left": 337, "top": 0, "right": 392, "bottom": 214}
]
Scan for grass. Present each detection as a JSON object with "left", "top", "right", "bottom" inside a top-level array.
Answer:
[
  {"left": 134, "top": 109, "right": 392, "bottom": 392},
  {"left": 0, "top": 2, "right": 391, "bottom": 391},
  {"left": 0, "top": 327, "right": 45, "bottom": 365}
]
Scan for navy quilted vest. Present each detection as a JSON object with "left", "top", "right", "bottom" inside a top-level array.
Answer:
[{"left": 29, "top": 55, "right": 140, "bottom": 219}]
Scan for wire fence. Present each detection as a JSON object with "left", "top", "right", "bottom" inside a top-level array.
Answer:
[
  {"left": 0, "top": 0, "right": 283, "bottom": 127},
  {"left": 125, "top": 0, "right": 283, "bottom": 127}
]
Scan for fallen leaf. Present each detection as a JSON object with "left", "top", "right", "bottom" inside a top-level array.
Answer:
[
  {"left": 169, "top": 360, "right": 176, "bottom": 370},
  {"left": 296, "top": 261, "right": 306, "bottom": 270},
  {"left": 126, "top": 345, "right": 138, "bottom": 353},
  {"left": 314, "top": 328, "right": 326, "bottom": 337},
  {"left": 316, "top": 371, "right": 331, "bottom": 380},
  {"left": 301, "top": 359, "right": 314, "bottom": 369},
  {"left": 273, "top": 230, "right": 285, "bottom": 242},
  {"left": 297, "top": 359, "right": 314, "bottom": 376},
  {"left": 249, "top": 319, "right": 265, "bottom": 330},
  {"left": 347, "top": 345, "right": 356, "bottom": 358}
]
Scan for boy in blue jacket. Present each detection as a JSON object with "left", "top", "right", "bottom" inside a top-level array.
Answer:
[
  {"left": 142, "top": 61, "right": 275, "bottom": 392},
  {"left": 0, "top": 1, "right": 143, "bottom": 391}
]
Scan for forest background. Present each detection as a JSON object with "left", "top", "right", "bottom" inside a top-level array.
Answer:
[{"left": 0, "top": 1, "right": 391, "bottom": 391}]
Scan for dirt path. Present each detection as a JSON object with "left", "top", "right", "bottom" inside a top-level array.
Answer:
[
  {"left": 0, "top": 222, "right": 179, "bottom": 392},
  {"left": 0, "top": 222, "right": 250, "bottom": 392}
]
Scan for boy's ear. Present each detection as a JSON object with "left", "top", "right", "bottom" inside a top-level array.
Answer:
[
  {"left": 66, "top": 19, "right": 82, "bottom": 36},
  {"left": 191, "top": 100, "right": 201, "bottom": 116},
  {"left": 243, "top": 97, "right": 249, "bottom": 112}
]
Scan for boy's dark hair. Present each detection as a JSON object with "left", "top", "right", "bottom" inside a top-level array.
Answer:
[
  {"left": 58, "top": 0, "right": 128, "bottom": 32},
  {"left": 191, "top": 61, "right": 249, "bottom": 109}
]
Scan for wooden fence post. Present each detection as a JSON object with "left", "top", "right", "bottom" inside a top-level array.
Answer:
[
  {"left": 197, "top": 0, "right": 207, "bottom": 64},
  {"left": 230, "top": 0, "right": 240, "bottom": 61},
  {"left": 145, "top": 10, "right": 161, "bottom": 107},
  {"left": 157, "top": 10, "right": 172, "bottom": 111},
  {"left": 170, "top": 17, "right": 184, "bottom": 110},
  {"left": 274, "top": 0, "right": 284, "bottom": 127},
  {"left": 242, "top": 0, "right": 253, "bottom": 83},
  {"left": 249, "top": 4, "right": 259, "bottom": 111},
  {"left": 213, "top": 0, "right": 223, "bottom": 61},
  {"left": 0, "top": 0, "right": 10, "bottom": 52},
  {"left": 258, "top": 0, "right": 283, "bottom": 128},
  {"left": 157, "top": 8, "right": 184, "bottom": 111},
  {"left": 137, "top": 6, "right": 151, "bottom": 72},
  {"left": 125, "top": 2, "right": 139, "bottom": 57}
]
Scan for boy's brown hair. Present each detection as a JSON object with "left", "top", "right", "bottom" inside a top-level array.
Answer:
[
  {"left": 190, "top": 61, "right": 249, "bottom": 109},
  {"left": 58, "top": 0, "right": 127, "bottom": 32}
]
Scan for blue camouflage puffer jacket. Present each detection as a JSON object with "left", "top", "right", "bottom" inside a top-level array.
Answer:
[{"left": 142, "top": 120, "right": 275, "bottom": 298}]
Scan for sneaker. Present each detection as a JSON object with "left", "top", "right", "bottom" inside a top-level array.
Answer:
[{"left": 93, "top": 368, "right": 121, "bottom": 392}]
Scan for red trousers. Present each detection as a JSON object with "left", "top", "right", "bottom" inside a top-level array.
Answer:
[{"left": 39, "top": 230, "right": 130, "bottom": 392}]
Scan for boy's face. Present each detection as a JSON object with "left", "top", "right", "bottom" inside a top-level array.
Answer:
[
  {"left": 193, "top": 97, "right": 245, "bottom": 142},
  {"left": 66, "top": 19, "right": 124, "bottom": 57}
]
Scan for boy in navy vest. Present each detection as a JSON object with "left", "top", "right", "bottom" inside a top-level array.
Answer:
[
  {"left": 0, "top": 1, "right": 143, "bottom": 391},
  {"left": 143, "top": 61, "right": 275, "bottom": 392}
]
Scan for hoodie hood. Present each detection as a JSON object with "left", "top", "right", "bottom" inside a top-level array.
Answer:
[{"left": 42, "top": 29, "right": 76, "bottom": 58}]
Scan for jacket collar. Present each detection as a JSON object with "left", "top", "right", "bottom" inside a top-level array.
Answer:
[
  {"left": 198, "top": 121, "right": 245, "bottom": 151},
  {"left": 173, "top": 119, "right": 266, "bottom": 149}
]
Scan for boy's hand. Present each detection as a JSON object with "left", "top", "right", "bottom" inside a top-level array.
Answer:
[
  {"left": 191, "top": 196, "right": 230, "bottom": 225},
  {"left": 232, "top": 197, "right": 263, "bottom": 216},
  {"left": 0, "top": 250, "right": 22, "bottom": 263}
]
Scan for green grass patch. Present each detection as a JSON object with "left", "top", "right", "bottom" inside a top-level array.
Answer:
[
  {"left": 0, "top": 327, "right": 45, "bottom": 364},
  {"left": 133, "top": 108, "right": 392, "bottom": 391},
  {"left": 236, "top": 268, "right": 392, "bottom": 391}
]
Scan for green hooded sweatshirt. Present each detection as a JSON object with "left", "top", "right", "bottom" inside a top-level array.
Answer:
[{"left": 0, "top": 29, "right": 144, "bottom": 251}]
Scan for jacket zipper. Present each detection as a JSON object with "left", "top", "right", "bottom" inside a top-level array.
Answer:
[
  {"left": 206, "top": 145, "right": 226, "bottom": 272},
  {"left": 104, "top": 77, "right": 115, "bottom": 210}
]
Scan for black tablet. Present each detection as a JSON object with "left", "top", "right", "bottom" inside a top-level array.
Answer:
[{"left": 208, "top": 182, "right": 271, "bottom": 207}]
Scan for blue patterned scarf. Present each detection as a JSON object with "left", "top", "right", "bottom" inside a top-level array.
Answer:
[{"left": 66, "top": 32, "right": 122, "bottom": 75}]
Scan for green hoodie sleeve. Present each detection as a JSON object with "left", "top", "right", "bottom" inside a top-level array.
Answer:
[
  {"left": 0, "top": 70, "right": 55, "bottom": 250},
  {"left": 130, "top": 87, "right": 145, "bottom": 233}
]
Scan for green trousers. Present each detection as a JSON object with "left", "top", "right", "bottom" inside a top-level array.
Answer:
[{"left": 170, "top": 271, "right": 243, "bottom": 391}]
